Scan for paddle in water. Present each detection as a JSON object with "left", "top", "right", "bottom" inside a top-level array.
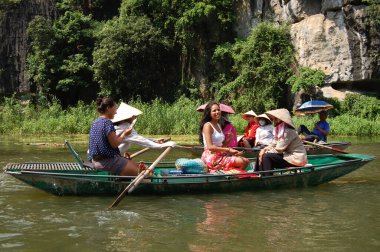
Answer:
[
  {"left": 108, "top": 146, "right": 173, "bottom": 209},
  {"left": 303, "top": 140, "right": 348, "bottom": 154}
]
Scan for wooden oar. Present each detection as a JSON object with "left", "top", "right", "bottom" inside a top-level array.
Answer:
[
  {"left": 128, "top": 147, "right": 150, "bottom": 159},
  {"left": 125, "top": 137, "right": 171, "bottom": 159},
  {"left": 108, "top": 146, "right": 173, "bottom": 209},
  {"left": 303, "top": 140, "right": 349, "bottom": 154}
]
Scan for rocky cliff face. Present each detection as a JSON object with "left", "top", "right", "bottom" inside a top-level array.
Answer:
[
  {"left": 0, "top": 0, "right": 379, "bottom": 98},
  {"left": 235, "top": 0, "right": 380, "bottom": 99},
  {"left": 0, "top": 0, "right": 56, "bottom": 94}
]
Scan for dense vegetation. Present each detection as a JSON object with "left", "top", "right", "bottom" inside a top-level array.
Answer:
[
  {"left": 25, "top": 0, "right": 239, "bottom": 106},
  {"left": 1, "top": 94, "right": 380, "bottom": 137},
  {"left": 1, "top": 0, "right": 379, "bottom": 137},
  {"left": 23, "top": 0, "right": 343, "bottom": 110}
]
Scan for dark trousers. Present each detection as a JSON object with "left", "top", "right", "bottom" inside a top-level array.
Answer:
[
  {"left": 297, "top": 125, "right": 319, "bottom": 142},
  {"left": 255, "top": 153, "right": 293, "bottom": 176}
]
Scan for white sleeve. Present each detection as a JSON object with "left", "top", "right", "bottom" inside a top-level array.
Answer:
[
  {"left": 115, "top": 122, "right": 176, "bottom": 149},
  {"left": 124, "top": 130, "right": 167, "bottom": 148}
]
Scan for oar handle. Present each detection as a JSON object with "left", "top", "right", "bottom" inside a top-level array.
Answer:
[
  {"left": 129, "top": 148, "right": 149, "bottom": 159},
  {"left": 128, "top": 137, "right": 171, "bottom": 159},
  {"left": 108, "top": 146, "right": 173, "bottom": 209},
  {"left": 303, "top": 140, "right": 348, "bottom": 154}
]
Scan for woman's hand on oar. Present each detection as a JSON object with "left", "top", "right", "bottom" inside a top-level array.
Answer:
[
  {"left": 303, "top": 140, "right": 348, "bottom": 154},
  {"left": 108, "top": 146, "right": 173, "bottom": 209}
]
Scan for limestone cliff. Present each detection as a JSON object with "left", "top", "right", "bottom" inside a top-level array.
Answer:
[
  {"left": 235, "top": 0, "right": 380, "bottom": 98},
  {"left": 0, "top": 0, "right": 56, "bottom": 94}
]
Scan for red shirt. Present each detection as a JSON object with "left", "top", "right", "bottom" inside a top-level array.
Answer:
[{"left": 244, "top": 121, "right": 259, "bottom": 140}]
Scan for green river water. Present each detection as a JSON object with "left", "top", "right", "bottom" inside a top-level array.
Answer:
[{"left": 1, "top": 135, "right": 379, "bottom": 251}]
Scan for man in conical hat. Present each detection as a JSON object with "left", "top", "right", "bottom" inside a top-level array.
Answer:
[
  {"left": 255, "top": 108, "right": 307, "bottom": 176},
  {"left": 112, "top": 102, "right": 176, "bottom": 156}
]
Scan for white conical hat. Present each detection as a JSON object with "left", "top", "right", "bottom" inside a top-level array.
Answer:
[
  {"left": 254, "top": 113, "right": 271, "bottom": 123},
  {"left": 242, "top": 110, "right": 257, "bottom": 120},
  {"left": 111, "top": 102, "right": 143, "bottom": 123},
  {"left": 265, "top": 108, "right": 295, "bottom": 128}
]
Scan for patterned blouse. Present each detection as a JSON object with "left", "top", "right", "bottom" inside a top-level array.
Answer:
[{"left": 88, "top": 117, "right": 120, "bottom": 160}]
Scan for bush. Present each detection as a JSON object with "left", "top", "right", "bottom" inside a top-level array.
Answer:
[
  {"left": 341, "top": 94, "right": 380, "bottom": 120},
  {"left": 2, "top": 96, "right": 380, "bottom": 136},
  {"left": 214, "top": 22, "right": 294, "bottom": 112},
  {"left": 286, "top": 67, "right": 325, "bottom": 94}
]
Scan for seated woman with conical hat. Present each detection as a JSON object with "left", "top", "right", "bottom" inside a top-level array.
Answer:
[
  {"left": 238, "top": 110, "right": 259, "bottom": 148},
  {"left": 254, "top": 113, "right": 274, "bottom": 148},
  {"left": 255, "top": 108, "right": 307, "bottom": 176}
]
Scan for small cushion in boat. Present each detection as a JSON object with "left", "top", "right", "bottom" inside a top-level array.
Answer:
[{"left": 175, "top": 158, "right": 207, "bottom": 174}]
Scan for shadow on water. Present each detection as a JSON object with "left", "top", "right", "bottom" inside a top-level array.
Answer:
[{"left": 1, "top": 135, "right": 379, "bottom": 251}]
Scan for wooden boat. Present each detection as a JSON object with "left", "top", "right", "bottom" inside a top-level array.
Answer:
[
  {"left": 184, "top": 141, "right": 351, "bottom": 158},
  {"left": 3, "top": 153, "right": 374, "bottom": 196}
]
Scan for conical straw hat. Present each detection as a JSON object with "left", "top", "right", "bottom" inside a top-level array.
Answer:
[
  {"left": 111, "top": 102, "right": 143, "bottom": 123},
  {"left": 265, "top": 108, "right": 295, "bottom": 128},
  {"left": 242, "top": 110, "right": 257, "bottom": 120},
  {"left": 254, "top": 113, "right": 271, "bottom": 123}
]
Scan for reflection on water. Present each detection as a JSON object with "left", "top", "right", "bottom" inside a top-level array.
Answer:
[{"left": 0, "top": 135, "right": 379, "bottom": 251}]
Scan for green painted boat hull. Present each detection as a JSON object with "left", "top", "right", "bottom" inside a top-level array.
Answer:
[{"left": 3, "top": 153, "right": 374, "bottom": 196}]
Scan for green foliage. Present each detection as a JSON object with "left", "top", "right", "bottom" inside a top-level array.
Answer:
[
  {"left": 26, "top": 16, "right": 57, "bottom": 95},
  {"left": 364, "top": 0, "right": 380, "bottom": 25},
  {"left": 92, "top": 14, "right": 176, "bottom": 100},
  {"left": 1, "top": 95, "right": 380, "bottom": 136},
  {"left": 0, "top": 96, "right": 97, "bottom": 134},
  {"left": 21, "top": 0, "right": 379, "bottom": 114},
  {"left": 329, "top": 115, "right": 380, "bottom": 136},
  {"left": 130, "top": 96, "right": 201, "bottom": 135},
  {"left": 0, "top": 0, "right": 22, "bottom": 6},
  {"left": 56, "top": 0, "right": 121, "bottom": 20},
  {"left": 214, "top": 22, "right": 294, "bottom": 112},
  {"left": 27, "top": 11, "right": 97, "bottom": 105},
  {"left": 286, "top": 67, "right": 325, "bottom": 94},
  {"left": 120, "top": 0, "right": 236, "bottom": 96},
  {"left": 341, "top": 93, "right": 380, "bottom": 120},
  {"left": 0, "top": 96, "right": 201, "bottom": 135}
]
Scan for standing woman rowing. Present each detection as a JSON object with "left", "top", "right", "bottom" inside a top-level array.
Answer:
[
  {"left": 199, "top": 102, "right": 250, "bottom": 171},
  {"left": 88, "top": 97, "right": 140, "bottom": 176}
]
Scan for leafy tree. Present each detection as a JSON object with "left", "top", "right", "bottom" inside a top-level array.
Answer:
[
  {"left": 27, "top": 11, "right": 97, "bottom": 106},
  {"left": 120, "top": 0, "right": 236, "bottom": 99},
  {"left": 286, "top": 67, "right": 325, "bottom": 94},
  {"left": 26, "top": 16, "right": 57, "bottom": 96},
  {"left": 214, "top": 22, "right": 294, "bottom": 112},
  {"left": 53, "top": 11, "right": 95, "bottom": 94},
  {"left": 56, "top": 0, "right": 121, "bottom": 20},
  {"left": 92, "top": 14, "right": 176, "bottom": 101}
]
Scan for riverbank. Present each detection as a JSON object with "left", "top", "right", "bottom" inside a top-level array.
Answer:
[{"left": 1, "top": 96, "right": 380, "bottom": 136}]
